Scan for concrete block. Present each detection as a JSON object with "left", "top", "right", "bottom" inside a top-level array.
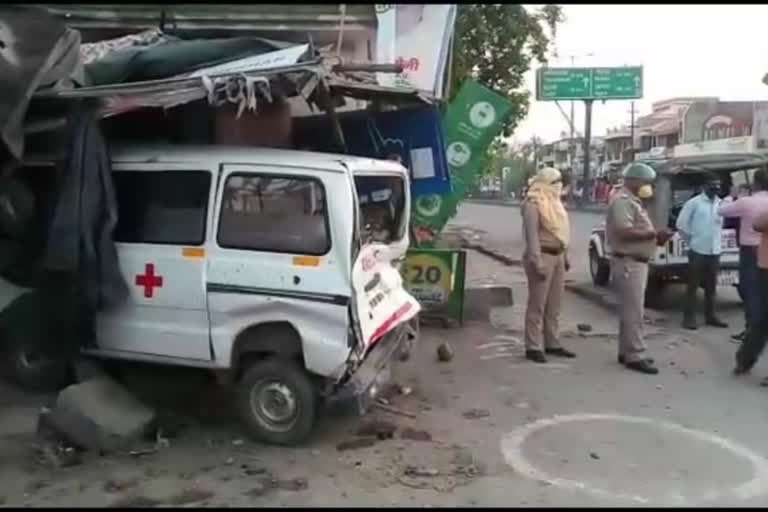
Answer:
[{"left": 47, "top": 377, "right": 155, "bottom": 453}]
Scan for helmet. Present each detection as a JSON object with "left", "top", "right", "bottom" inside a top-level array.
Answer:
[{"left": 622, "top": 162, "right": 656, "bottom": 182}]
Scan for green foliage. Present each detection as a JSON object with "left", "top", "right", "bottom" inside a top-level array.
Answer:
[{"left": 449, "top": 4, "right": 564, "bottom": 137}]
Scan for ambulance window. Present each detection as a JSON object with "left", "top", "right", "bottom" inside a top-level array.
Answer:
[
  {"left": 113, "top": 171, "right": 211, "bottom": 245},
  {"left": 218, "top": 174, "right": 330, "bottom": 255}
]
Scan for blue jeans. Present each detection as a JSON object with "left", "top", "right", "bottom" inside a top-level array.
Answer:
[
  {"left": 739, "top": 246, "right": 761, "bottom": 330},
  {"left": 735, "top": 269, "right": 768, "bottom": 371}
]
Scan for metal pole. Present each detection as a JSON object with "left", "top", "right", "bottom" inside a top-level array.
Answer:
[
  {"left": 629, "top": 100, "right": 636, "bottom": 161},
  {"left": 569, "top": 57, "right": 576, "bottom": 175},
  {"left": 582, "top": 99, "right": 594, "bottom": 204}
]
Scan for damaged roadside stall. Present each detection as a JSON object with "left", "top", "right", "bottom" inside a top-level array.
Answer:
[{"left": 0, "top": 4, "right": 462, "bottom": 446}]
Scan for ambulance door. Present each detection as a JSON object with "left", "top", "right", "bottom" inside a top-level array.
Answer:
[{"left": 94, "top": 166, "right": 214, "bottom": 361}]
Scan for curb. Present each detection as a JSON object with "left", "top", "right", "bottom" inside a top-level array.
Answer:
[
  {"left": 465, "top": 198, "right": 608, "bottom": 214},
  {"left": 564, "top": 282, "right": 618, "bottom": 311},
  {"left": 459, "top": 238, "right": 521, "bottom": 267}
]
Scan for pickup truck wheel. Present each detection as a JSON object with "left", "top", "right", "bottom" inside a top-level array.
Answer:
[
  {"left": 589, "top": 246, "right": 611, "bottom": 286},
  {"left": 644, "top": 277, "right": 665, "bottom": 309},
  {"left": 2, "top": 335, "right": 70, "bottom": 391},
  {"left": 235, "top": 358, "right": 317, "bottom": 446}
]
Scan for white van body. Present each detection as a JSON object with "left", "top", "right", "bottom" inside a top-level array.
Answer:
[{"left": 0, "top": 145, "right": 420, "bottom": 444}]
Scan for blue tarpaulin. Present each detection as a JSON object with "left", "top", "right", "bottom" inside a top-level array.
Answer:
[{"left": 339, "top": 106, "right": 452, "bottom": 197}]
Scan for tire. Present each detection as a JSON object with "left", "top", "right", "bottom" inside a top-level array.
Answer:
[
  {"left": 644, "top": 276, "right": 665, "bottom": 309},
  {"left": 235, "top": 357, "right": 317, "bottom": 446},
  {"left": 589, "top": 246, "right": 611, "bottom": 286},
  {"left": 1, "top": 333, "right": 71, "bottom": 391}
]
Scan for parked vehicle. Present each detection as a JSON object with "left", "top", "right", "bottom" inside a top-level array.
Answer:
[
  {"left": 0, "top": 145, "right": 420, "bottom": 445},
  {"left": 588, "top": 152, "right": 767, "bottom": 306}
]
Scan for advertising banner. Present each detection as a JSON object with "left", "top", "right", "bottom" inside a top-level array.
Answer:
[
  {"left": 402, "top": 248, "right": 466, "bottom": 325},
  {"left": 352, "top": 243, "right": 421, "bottom": 348},
  {"left": 375, "top": 4, "right": 456, "bottom": 99},
  {"left": 411, "top": 79, "right": 514, "bottom": 235}
]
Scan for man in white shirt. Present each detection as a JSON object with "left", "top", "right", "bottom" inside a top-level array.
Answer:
[{"left": 676, "top": 173, "right": 728, "bottom": 330}]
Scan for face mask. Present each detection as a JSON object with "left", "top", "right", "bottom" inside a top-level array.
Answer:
[{"left": 637, "top": 184, "right": 654, "bottom": 199}]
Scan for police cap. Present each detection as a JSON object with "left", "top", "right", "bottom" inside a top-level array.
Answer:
[{"left": 622, "top": 162, "right": 657, "bottom": 182}]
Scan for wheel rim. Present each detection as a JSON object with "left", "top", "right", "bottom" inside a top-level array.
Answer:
[
  {"left": 17, "top": 347, "right": 47, "bottom": 370},
  {"left": 589, "top": 250, "right": 599, "bottom": 278},
  {"left": 250, "top": 380, "right": 299, "bottom": 433}
]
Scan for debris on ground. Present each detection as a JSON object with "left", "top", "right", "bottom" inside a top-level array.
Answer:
[
  {"left": 336, "top": 438, "right": 377, "bottom": 452},
  {"left": 357, "top": 420, "right": 397, "bottom": 440},
  {"left": 373, "top": 402, "right": 417, "bottom": 418},
  {"left": 110, "top": 495, "right": 162, "bottom": 508},
  {"left": 43, "top": 377, "right": 156, "bottom": 454},
  {"left": 167, "top": 488, "right": 215, "bottom": 505},
  {"left": 577, "top": 323, "right": 593, "bottom": 333},
  {"left": 398, "top": 385, "right": 413, "bottom": 396},
  {"left": 462, "top": 408, "right": 490, "bottom": 420},
  {"left": 275, "top": 477, "right": 309, "bottom": 491},
  {"left": 436, "top": 343, "right": 454, "bottom": 362},
  {"left": 242, "top": 462, "right": 268, "bottom": 476},
  {"left": 245, "top": 482, "right": 267, "bottom": 497},
  {"left": 404, "top": 465, "right": 440, "bottom": 477},
  {"left": 232, "top": 439, "right": 244, "bottom": 446},
  {"left": 103, "top": 478, "right": 139, "bottom": 494},
  {"left": 401, "top": 427, "right": 432, "bottom": 442},
  {"left": 590, "top": 452, "right": 600, "bottom": 460},
  {"left": 35, "top": 440, "right": 82, "bottom": 469}
]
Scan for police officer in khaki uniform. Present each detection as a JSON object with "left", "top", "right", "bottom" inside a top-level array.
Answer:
[{"left": 606, "top": 163, "right": 673, "bottom": 374}]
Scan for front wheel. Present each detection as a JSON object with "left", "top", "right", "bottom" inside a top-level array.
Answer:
[
  {"left": 235, "top": 358, "right": 317, "bottom": 446},
  {"left": 589, "top": 246, "right": 611, "bottom": 286}
]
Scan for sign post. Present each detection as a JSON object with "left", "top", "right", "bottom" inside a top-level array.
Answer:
[{"left": 536, "top": 66, "right": 643, "bottom": 193}]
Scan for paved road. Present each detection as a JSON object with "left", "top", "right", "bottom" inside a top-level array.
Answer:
[{"left": 450, "top": 201, "right": 604, "bottom": 283}]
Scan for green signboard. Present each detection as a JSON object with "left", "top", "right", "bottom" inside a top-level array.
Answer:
[
  {"left": 536, "top": 66, "right": 643, "bottom": 101},
  {"left": 410, "top": 80, "right": 514, "bottom": 237},
  {"left": 402, "top": 248, "right": 466, "bottom": 326}
]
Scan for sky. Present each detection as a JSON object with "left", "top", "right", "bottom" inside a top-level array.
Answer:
[{"left": 512, "top": 4, "right": 768, "bottom": 145}]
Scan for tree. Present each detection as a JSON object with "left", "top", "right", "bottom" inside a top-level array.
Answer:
[{"left": 449, "top": 4, "right": 564, "bottom": 137}]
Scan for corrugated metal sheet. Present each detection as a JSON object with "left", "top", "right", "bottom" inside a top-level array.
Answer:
[{"left": 34, "top": 4, "right": 375, "bottom": 39}]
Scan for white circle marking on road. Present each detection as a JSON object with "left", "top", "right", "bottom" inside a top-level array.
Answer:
[{"left": 500, "top": 413, "right": 768, "bottom": 506}]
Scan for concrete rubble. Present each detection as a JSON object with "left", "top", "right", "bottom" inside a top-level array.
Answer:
[{"left": 41, "top": 375, "right": 156, "bottom": 453}]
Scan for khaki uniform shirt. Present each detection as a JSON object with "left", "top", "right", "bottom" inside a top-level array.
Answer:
[
  {"left": 606, "top": 187, "right": 656, "bottom": 260},
  {"left": 521, "top": 201, "right": 563, "bottom": 262}
]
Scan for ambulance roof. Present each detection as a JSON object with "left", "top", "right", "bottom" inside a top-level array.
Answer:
[{"left": 110, "top": 144, "right": 407, "bottom": 176}]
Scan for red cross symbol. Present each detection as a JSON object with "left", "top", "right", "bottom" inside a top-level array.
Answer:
[{"left": 135, "top": 263, "right": 163, "bottom": 298}]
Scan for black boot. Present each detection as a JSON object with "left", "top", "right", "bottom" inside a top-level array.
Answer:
[
  {"left": 525, "top": 350, "right": 547, "bottom": 364},
  {"left": 618, "top": 355, "right": 654, "bottom": 365},
  {"left": 625, "top": 359, "right": 659, "bottom": 375},
  {"left": 682, "top": 315, "right": 698, "bottom": 330},
  {"left": 545, "top": 347, "right": 576, "bottom": 358},
  {"left": 705, "top": 316, "right": 728, "bottom": 328}
]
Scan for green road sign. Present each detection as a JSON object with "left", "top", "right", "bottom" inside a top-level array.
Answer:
[{"left": 536, "top": 66, "right": 643, "bottom": 101}]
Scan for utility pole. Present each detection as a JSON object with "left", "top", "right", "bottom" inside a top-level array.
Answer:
[
  {"left": 628, "top": 100, "right": 639, "bottom": 162},
  {"left": 568, "top": 56, "right": 576, "bottom": 177},
  {"left": 582, "top": 99, "right": 593, "bottom": 205}
]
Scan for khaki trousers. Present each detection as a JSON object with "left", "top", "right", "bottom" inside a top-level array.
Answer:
[
  {"left": 524, "top": 252, "right": 565, "bottom": 351},
  {"left": 611, "top": 257, "right": 649, "bottom": 362}
]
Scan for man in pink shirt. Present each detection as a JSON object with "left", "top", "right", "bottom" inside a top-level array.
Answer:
[
  {"left": 719, "top": 169, "right": 768, "bottom": 354},
  {"left": 738, "top": 206, "right": 768, "bottom": 382}
]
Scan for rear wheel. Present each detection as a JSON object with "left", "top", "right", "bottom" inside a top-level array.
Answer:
[
  {"left": 644, "top": 276, "right": 665, "bottom": 309},
  {"left": 235, "top": 357, "right": 317, "bottom": 446},
  {"left": 1, "top": 333, "right": 71, "bottom": 391},
  {"left": 589, "top": 246, "right": 611, "bottom": 286}
]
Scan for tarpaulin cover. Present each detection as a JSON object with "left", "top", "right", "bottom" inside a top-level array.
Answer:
[
  {"left": 340, "top": 106, "right": 452, "bottom": 196},
  {"left": 84, "top": 36, "right": 297, "bottom": 87},
  {"left": 0, "top": 5, "right": 83, "bottom": 160}
]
